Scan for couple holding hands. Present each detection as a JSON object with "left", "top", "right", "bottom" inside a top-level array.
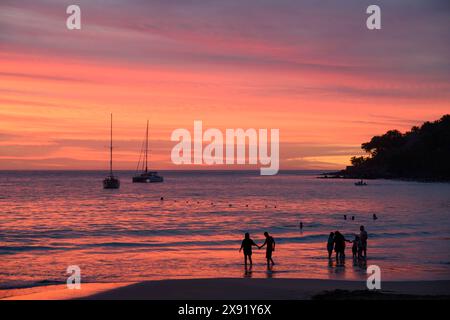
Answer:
[{"left": 239, "top": 232, "right": 275, "bottom": 267}]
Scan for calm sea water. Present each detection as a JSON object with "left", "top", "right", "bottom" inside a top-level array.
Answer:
[{"left": 0, "top": 170, "right": 449, "bottom": 289}]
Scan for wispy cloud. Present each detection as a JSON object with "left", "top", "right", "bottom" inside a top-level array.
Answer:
[{"left": 0, "top": 0, "right": 449, "bottom": 169}]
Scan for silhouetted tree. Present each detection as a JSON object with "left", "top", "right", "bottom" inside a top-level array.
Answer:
[
  {"left": 340, "top": 115, "right": 450, "bottom": 181},
  {"left": 350, "top": 156, "right": 367, "bottom": 166}
]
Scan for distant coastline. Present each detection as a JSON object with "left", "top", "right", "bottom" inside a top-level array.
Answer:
[
  {"left": 321, "top": 115, "right": 450, "bottom": 182},
  {"left": 0, "top": 169, "right": 325, "bottom": 175}
]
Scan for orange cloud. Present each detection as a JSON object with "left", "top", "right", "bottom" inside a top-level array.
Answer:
[{"left": 1, "top": 1, "right": 449, "bottom": 170}]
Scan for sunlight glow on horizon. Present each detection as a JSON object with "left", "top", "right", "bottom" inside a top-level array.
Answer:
[{"left": 1, "top": 1, "right": 449, "bottom": 170}]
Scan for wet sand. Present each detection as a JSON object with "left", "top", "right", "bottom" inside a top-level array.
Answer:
[
  {"left": 2, "top": 278, "right": 450, "bottom": 300},
  {"left": 0, "top": 283, "right": 132, "bottom": 300}
]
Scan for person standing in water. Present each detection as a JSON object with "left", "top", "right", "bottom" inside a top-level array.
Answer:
[
  {"left": 260, "top": 232, "right": 276, "bottom": 267},
  {"left": 359, "top": 225, "right": 368, "bottom": 258},
  {"left": 239, "top": 233, "right": 258, "bottom": 267},
  {"left": 327, "top": 232, "right": 334, "bottom": 259},
  {"left": 351, "top": 235, "right": 361, "bottom": 261},
  {"left": 333, "top": 231, "right": 351, "bottom": 264}
]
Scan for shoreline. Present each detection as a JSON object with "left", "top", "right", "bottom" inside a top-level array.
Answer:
[
  {"left": 2, "top": 278, "right": 450, "bottom": 300},
  {"left": 0, "top": 282, "right": 133, "bottom": 300},
  {"left": 318, "top": 174, "right": 450, "bottom": 183}
]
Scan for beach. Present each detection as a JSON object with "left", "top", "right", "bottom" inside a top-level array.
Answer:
[{"left": 2, "top": 278, "right": 450, "bottom": 300}]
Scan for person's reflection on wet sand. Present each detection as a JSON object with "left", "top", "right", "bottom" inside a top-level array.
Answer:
[
  {"left": 265, "top": 264, "right": 274, "bottom": 278},
  {"left": 333, "top": 262, "right": 347, "bottom": 278},
  {"left": 327, "top": 258, "right": 335, "bottom": 277},
  {"left": 244, "top": 264, "right": 253, "bottom": 278},
  {"left": 328, "top": 258, "right": 333, "bottom": 268}
]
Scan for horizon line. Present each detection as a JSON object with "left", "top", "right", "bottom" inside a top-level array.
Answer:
[{"left": 0, "top": 168, "right": 331, "bottom": 172}]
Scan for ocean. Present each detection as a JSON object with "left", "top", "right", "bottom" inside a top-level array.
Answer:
[{"left": 0, "top": 170, "right": 449, "bottom": 289}]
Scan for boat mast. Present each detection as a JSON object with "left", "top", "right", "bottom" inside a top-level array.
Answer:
[
  {"left": 145, "top": 120, "right": 149, "bottom": 173},
  {"left": 110, "top": 113, "right": 113, "bottom": 176}
]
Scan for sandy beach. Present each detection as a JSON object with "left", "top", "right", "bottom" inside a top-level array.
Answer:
[{"left": 2, "top": 278, "right": 450, "bottom": 300}]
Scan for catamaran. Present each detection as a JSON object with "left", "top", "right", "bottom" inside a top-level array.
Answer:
[
  {"left": 103, "top": 114, "right": 120, "bottom": 189},
  {"left": 132, "top": 120, "right": 163, "bottom": 183}
]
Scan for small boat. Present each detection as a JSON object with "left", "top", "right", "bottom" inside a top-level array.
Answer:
[
  {"left": 355, "top": 180, "right": 367, "bottom": 186},
  {"left": 103, "top": 175, "right": 120, "bottom": 189},
  {"left": 103, "top": 114, "right": 120, "bottom": 189},
  {"left": 132, "top": 120, "right": 163, "bottom": 183}
]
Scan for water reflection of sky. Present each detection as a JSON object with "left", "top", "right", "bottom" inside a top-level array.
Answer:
[{"left": 0, "top": 171, "right": 449, "bottom": 288}]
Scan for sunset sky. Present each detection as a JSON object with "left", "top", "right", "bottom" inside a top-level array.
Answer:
[{"left": 0, "top": 0, "right": 449, "bottom": 170}]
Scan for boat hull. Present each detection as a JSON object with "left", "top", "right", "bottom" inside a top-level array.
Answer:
[
  {"left": 103, "top": 176, "right": 120, "bottom": 189},
  {"left": 132, "top": 172, "right": 163, "bottom": 183}
]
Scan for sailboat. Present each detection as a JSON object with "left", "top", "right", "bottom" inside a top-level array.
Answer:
[
  {"left": 132, "top": 120, "right": 164, "bottom": 183},
  {"left": 103, "top": 114, "right": 120, "bottom": 189}
]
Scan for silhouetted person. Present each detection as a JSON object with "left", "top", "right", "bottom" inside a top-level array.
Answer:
[
  {"left": 333, "top": 231, "right": 351, "bottom": 264},
  {"left": 327, "top": 232, "right": 334, "bottom": 259},
  {"left": 359, "top": 226, "right": 368, "bottom": 258},
  {"left": 260, "top": 232, "right": 276, "bottom": 267},
  {"left": 351, "top": 216, "right": 355, "bottom": 221},
  {"left": 351, "top": 235, "right": 361, "bottom": 260},
  {"left": 373, "top": 214, "right": 378, "bottom": 220},
  {"left": 344, "top": 215, "right": 347, "bottom": 220},
  {"left": 239, "top": 233, "right": 258, "bottom": 267},
  {"left": 299, "top": 222, "right": 303, "bottom": 230}
]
